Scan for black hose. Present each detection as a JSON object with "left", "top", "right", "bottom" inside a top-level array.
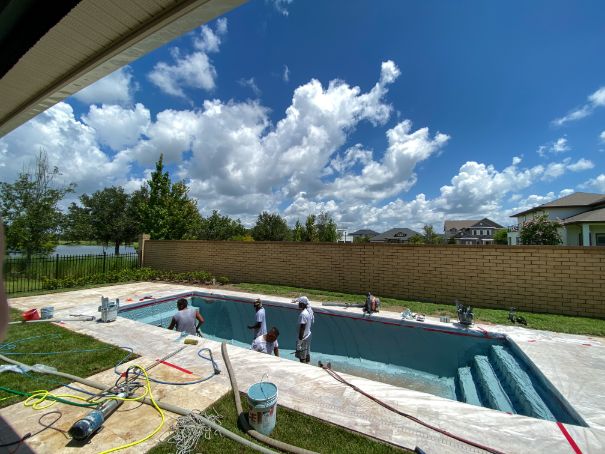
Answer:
[{"left": 220, "top": 342, "right": 318, "bottom": 454}]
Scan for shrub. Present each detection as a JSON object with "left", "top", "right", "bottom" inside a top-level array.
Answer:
[{"left": 217, "top": 276, "right": 230, "bottom": 285}]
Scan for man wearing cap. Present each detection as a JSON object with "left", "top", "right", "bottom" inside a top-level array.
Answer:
[
  {"left": 247, "top": 298, "right": 267, "bottom": 341},
  {"left": 252, "top": 327, "right": 280, "bottom": 357},
  {"left": 293, "top": 296, "right": 314, "bottom": 363}
]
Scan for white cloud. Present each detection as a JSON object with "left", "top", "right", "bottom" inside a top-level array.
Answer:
[
  {"left": 82, "top": 103, "right": 150, "bottom": 150},
  {"left": 283, "top": 65, "right": 290, "bottom": 82},
  {"left": 268, "top": 0, "right": 294, "bottom": 16},
  {"left": 119, "top": 109, "right": 200, "bottom": 165},
  {"left": 600, "top": 130, "right": 605, "bottom": 142},
  {"left": 72, "top": 67, "right": 137, "bottom": 105},
  {"left": 322, "top": 120, "right": 449, "bottom": 201},
  {"left": 552, "top": 86, "right": 605, "bottom": 126},
  {"left": 238, "top": 78, "right": 261, "bottom": 97},
  {"left": 537, "top": 137, "right": 570, "bottom": 156},
  {"left": 148, "top": 20, "right": 227, "bottom": 98},
  {"left": 567, "top": 158, "right": 594, "bottom": 172},
  {"left": 580, "top": 174, "right": 605, "bottom": 192},
  {"left": 0, "top": 102, "right": 130, "bottom": 194}
]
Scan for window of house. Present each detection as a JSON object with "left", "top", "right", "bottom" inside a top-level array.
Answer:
[{"left": 596, "top": 233, "right": 605, "bottom": 246}]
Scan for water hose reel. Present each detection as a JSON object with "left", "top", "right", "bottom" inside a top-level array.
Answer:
[{"left": 98, "top": 297, "right": 119, "bottom": 323}]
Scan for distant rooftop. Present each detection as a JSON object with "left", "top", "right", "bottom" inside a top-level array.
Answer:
[
  {"left": 512, "top": 192, "right": 605, "bottom": 217},
  {"left": 370, "top": 228, "right": 420, "bottom": 242},
  {"left": 349, "top": 229, "right": 379, "bottom": 237}
]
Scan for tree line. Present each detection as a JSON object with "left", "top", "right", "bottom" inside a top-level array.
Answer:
[{"left": 0, "top": 152, "right": 339, "bottom": 256}]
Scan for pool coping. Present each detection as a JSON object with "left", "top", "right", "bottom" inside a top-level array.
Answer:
[{"left": 4, "top": 282, "right": 605, "bottom": 454}]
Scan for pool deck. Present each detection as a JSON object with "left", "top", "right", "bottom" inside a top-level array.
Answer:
[{"left": 2, "top": 282, "right": 604, "bottom": 453}]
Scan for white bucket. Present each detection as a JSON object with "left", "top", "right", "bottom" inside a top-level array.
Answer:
[
  {"left": 40, "top": 306, "right": 54, "bottom": 319},
  {"left": 247, "top": 382, "right": 278, "bottom": 435}
]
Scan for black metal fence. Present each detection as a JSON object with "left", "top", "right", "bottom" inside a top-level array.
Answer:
[{"left": 2, "top": 252, "right": 139, "bottom": 295}]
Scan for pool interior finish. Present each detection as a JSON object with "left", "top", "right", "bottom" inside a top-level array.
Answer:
[{"left": 119, "top": 292, "right": 585, "bottom": 426}]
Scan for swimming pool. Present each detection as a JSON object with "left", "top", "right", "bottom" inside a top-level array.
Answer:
[{"left": 119, "top": 291, "right": 585, "bottom": 426}]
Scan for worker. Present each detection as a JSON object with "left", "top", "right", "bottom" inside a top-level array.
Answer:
[
  {"left": 293, "top": 296, "right": 314, "bottom": 363},
  {"left": 247, "top": 298, "right": 267, "bottom": 341},
  {"left": 167, "top": 298, "right": 205, "bottom": 336},
  {"left": 364, "top": 292, "right": 381, "bottom": 314},
  {"left": 251, "top": 327, "right": 280, "bottom": 357}
]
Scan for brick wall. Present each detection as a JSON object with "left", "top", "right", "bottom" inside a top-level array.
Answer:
[{"left": 142, "top": 240, "right": 605, "bottom": 318}]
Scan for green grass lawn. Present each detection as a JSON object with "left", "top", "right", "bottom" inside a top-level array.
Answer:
[
  {"left": 0, "top": 308, "right": 132, "bottom": 409},
  {"left": 148, "top": 391, "right": 408, "bottom": 454},
  {"left": 231, "top": 283, "right": 605, "bottom": 337}
]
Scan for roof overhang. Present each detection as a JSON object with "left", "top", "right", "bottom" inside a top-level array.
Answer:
[{"left": 0, "top": 0, "right": 247, "bottom": 138}]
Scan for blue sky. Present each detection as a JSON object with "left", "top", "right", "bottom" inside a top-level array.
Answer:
[{"left": 1, "top": 0, "right": 604, "bottom": 232}]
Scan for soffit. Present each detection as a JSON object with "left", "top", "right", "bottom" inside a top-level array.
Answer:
[{"left": 0, "top": 0, "right": 246, "bottom": 138}]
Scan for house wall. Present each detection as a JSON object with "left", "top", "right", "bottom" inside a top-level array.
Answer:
[
  {"left": 142, "top": 240, "right": 605, "bottom": 318},
  {"left": 515, "top": 207, "right": 588, "bottom": 225}
]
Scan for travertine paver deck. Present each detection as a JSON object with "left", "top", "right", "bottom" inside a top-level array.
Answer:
[{"left": 2, "top": 282, "right": 604, "bottom": 453}]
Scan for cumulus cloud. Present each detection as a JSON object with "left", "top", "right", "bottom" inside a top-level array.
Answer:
[
  {"left": 537, "top": 137, "right": 570, "bottom": 156},
  {"left": 0, "top": 102, "right": 130, "bottom": 194},
  {"left": 600, "top": 130, "right": 605, "bottom": 142},
  {"left": 580, "top": 174, "right": 605, "bottom": 192},
  {"left": 148, "top": 19, "right": 227, "bottom": 98},
  {"left": 552, "top": 86, "right": 605, "bottom": 126},
  {"left": 322, "top": 120, "right": 449, "bottom": 201},
  {"left": 283, "top": 65, "right": 290, "bottom": 82},
  {"left": 72, "top": 67, "right": 137, "bottom": 105},
  {"left": 82, "top": 103, "right": 150, "bottom": 150},
  {"left": 566, "top": 158, "right": 594, "bottom": 172}
]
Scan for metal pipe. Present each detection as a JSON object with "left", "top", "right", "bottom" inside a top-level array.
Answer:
[{"left": 0, "top": 353, "right": 275, "bottom": 454}]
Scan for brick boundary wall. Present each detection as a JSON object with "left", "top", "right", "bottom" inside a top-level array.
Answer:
[{"left": 142, "top": 240, "right": 605, "bottom": 318}]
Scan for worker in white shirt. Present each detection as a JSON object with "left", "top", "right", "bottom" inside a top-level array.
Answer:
[
  {"left": 247, "top": 298, "right": 267, "bottom": 342},
  {"left": 293, "top": 296, "right": 314, "bottom": 363},
  {"left": 251, "top": 327, "right": 280, "bottom": 357}
]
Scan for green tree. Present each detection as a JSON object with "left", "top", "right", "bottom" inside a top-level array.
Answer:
[
  {"left": 422, "top": 224, "right": 443, "bottom": 244},
  {"left": 353, "top": 235, "right": 371, "bottom": 243},
  {"left": 0, "top": 151, "right": 74, "bottom": 257},
  {"left": 303, "top": 214, "right": 318, "bottom": 242},
  {"left": 493, "top": 228, "right": 508, "bottom": 245},
  {"left": 519, "top": 213, "right": 562, "bottom": 245},
  {"left": 138, "top": 155, "right": 202, "bottom": 239},
  {"left": 63, "top": 202, "right": 93, "bottom": 242},
  {"left": 198, "top": 210, "right": 246, "bottom": 240},
  {"left": 408, "top": 234, "right": 425, "bottom": 244},
  {"left": 79, "top": 187, "right": 139, "bottom": 255},
  {"left": 316, "top": 212, "right": 338, "bottom": 242},
  {"left": 292, "top": 220, "right": 304, "bottom": 242},
  {"left": 252, "top": 212, "right": 291, "bottom": 241}
]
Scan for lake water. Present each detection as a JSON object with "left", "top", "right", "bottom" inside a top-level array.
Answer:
[{"left": 9, "top": 245, "right": 137, "bottom": 257}]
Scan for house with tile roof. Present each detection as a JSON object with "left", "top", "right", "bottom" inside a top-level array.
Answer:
[
  {"left": 444, "top": 218, "right": 504, "bottom": 245},
  {"left": 508, "top": 192, "right": 605, "bottom": 246}
]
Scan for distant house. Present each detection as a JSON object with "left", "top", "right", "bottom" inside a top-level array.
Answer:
[
  {"left": 444, "top": 218, "right": 504, "bottom": 245},
  {"left": 508, "top": 192, "right": 605, "bottom": 246},
  {"left": 348, "top": 229, "right": 379, "bottom": 242},
  {"left": 370, "top": 228, "right": 420, "bottom": 243}
]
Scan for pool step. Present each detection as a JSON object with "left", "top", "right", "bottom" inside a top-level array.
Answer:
[
  {"left": 455, "top": 366, "right": 482, "bottom": 407},
  {"left": 471, "top": 355, "right": 515, "bottom": 414},
  {"left": 489, "top": 345, "right": 555, "bottom": 421}
]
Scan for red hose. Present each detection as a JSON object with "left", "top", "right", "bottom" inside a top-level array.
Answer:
[{"left": 320, "top": 365, "right": 506, "bottom": 454}]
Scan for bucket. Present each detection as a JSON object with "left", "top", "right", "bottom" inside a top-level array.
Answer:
[
  {"left": 40, "top": 306, "right": 54, "bottom": 320},
  {"left": 22, "top": 309, "right": 40, "bottom": 321},
  {"left": 247, "top": 382, "right": 278, "bottom": 435}
]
